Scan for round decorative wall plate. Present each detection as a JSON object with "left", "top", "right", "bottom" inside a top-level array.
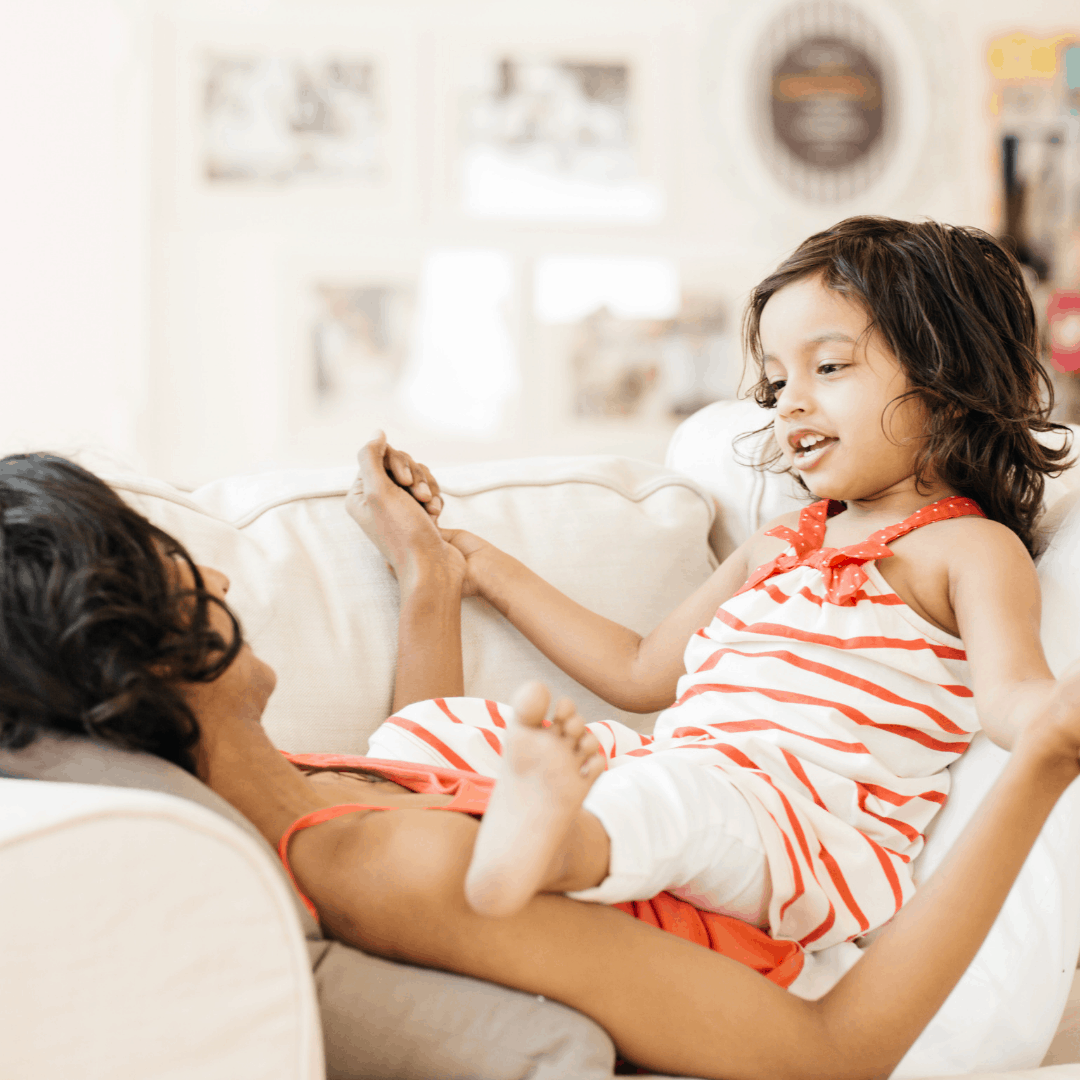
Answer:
[{"left": 754, "top": 1, "right": 895, "bottom": 202}]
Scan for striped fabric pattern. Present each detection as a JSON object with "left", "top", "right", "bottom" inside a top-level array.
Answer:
[
  {"left": 366, "top": 495, "right": 985, "bottom": 952},
  {"left": 647, "top": 495, "right": 984, "bottom": 949}
]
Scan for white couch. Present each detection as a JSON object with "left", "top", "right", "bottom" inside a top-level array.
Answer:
[{"left": 3, "top": 399, "right": 1080, "bottom": 1080}]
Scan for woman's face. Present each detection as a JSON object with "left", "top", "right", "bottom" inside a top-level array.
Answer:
[{"left": 171, "top": 559, "right": 277, "bottom": 726}]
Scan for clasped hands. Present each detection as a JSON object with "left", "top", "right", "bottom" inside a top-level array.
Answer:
[{"left": 345, "top": 431, "right": 485, "bottom": 596}]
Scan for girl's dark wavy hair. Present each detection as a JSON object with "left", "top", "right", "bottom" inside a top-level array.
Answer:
[
  {"left": 0, "top": 454, "right": 242, "bottom": 774},
  {"left": 740, "top": 215, "right": 1073, "bottom": 555}
]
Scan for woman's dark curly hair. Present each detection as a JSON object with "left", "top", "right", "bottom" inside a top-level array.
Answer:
[
  {"left": 740, "top": 215, "right": 1073, "bottom": 555},
  {"left": 0, "top": 454, "right": 243, "bottom": 774}
]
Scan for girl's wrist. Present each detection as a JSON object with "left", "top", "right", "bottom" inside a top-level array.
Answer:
[{"left": 400, "top": 552, "right": 465, "bottom": 597}]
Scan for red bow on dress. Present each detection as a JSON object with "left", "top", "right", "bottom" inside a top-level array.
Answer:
[{"left": 735, "top": 525, "right": 894, "bottom": 607}]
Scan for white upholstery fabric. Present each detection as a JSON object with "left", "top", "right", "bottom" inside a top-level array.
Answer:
[
  {"left": 0, "top": 779, "right": 323, "bottom": 1080},
  {"left": 110, "top": 456, "right": 717, "bottom": 751}
]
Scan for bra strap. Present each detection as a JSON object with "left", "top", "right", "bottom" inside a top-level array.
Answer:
[{"left": 279, "top": 803, "right": 393, "bottom": 921}]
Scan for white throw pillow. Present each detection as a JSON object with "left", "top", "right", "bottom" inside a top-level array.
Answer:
[{"left": 105, "top": 456, "right": 716, "bottom": 753}]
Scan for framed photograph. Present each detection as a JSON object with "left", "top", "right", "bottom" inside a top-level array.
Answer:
[
  {"left": 203, "top": 54, "right": 383, "bottom": 185},
  {"left": 280, "top": 244, "right": 423, "bottom": 460},
  {"left": 311, "top": 282, "right": 414, "bottom": 407},
  {"left": 432, "top": 34, "right": 671, "bottom": 224},
  {"left": 532, "top": 255, "right": 737, "bottom": 425},
  {"left": 158, "top": 15, "right": 419, "bottom": 229}
]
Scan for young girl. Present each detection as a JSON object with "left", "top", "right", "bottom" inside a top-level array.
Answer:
[{"left": 356, "top": 216, "right": 1075, "bottom": 952}]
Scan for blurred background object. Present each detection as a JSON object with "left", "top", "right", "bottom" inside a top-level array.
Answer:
[
  {"left": 989, "top": 31, "right": 1080, "bottom": 421},
  {"left": 1, "top": 0, "right": 1078, "bottom": 487}
]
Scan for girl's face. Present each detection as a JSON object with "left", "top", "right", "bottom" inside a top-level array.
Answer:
[{"left": 760, "top": 274, "right": 942, "bottom": 507}]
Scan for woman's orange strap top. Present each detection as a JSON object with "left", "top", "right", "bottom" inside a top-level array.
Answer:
[{"left": 278, "top": 751, "right": 805, "bottom": 989}]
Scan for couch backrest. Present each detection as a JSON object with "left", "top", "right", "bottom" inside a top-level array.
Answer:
[{"left": 106, "top": 456, "right": 717, "bottom": 751}]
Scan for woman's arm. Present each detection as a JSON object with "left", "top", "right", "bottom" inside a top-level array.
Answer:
[
  {"left": 444, "top": 524, "right": 768, "bottom": 713},
  {"left": 286, "top": 674, "right": 1080, "bottom": 1080},
  {"left": 346, "top": 433, "right": 467, "bottom": 711}
]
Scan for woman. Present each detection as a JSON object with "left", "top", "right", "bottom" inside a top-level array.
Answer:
[{"left": 1, "top": 448, "right": 1078, "bottom": 1080}]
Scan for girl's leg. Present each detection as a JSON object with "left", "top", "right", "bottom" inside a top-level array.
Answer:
[{"left": 463, "top": 682, "right": 771, "bottom": 925}]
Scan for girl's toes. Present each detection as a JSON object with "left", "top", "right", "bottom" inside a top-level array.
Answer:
[
  {"left": 578, "top": 730, "right": 601, "bottom": 760},
  {"left": 511, "top": 682, "right": 551, "bottom": 729},
  {"left": 552, "top": 697, "right": 576, "bottom": 722},
  {"left": 561, "top": 713, "right": 588, "bottom": 742},
  {"left": 580, "top": 749, "right": 606, "bottom": 779}
]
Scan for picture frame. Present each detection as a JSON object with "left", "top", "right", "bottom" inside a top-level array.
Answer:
[
  {"left": 156, "top": 13, "right": 420, "bottom": 232},
  {"left": 429, "top": 29, "right": 674, "bottom": 226}
]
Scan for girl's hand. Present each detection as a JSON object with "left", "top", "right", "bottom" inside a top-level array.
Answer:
[
  {"left": 347, "top": 432, "right": 463, "bottom": 591},
  {"left": 439, "top": 528, "right": 493, "bottom": 598}
]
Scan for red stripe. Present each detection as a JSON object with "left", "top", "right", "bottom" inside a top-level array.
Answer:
[
  {"left": 383, "top": 716, "right": 474, "bottom": 771},
  {"left": 856, "top": 787, "right": 922, "bottom": 844},
  {"left": 858, "top": 781, "right": 947, "bottom": 808},
  {"left": 713, "top": 607, "right": 966, "bottom": 660},
  {"left": 773, "top": 819, "right": 808, "bottom": 921},
  {"left": 709, "top": 743, "right": 761, "bottom": 770},
  {"left": 757, "top": 775, "right": 836, "bottom": 937},
  {"left": 676, "top": 709, "right": 871, "bottom": 755},
  {"left": 857, "top": 781, "right": 914, "bottom": 807},
  {"left": 815, "top": 842, "right": 869, "bottom": 933},
  {"left": 798, "top": 905, "right": 837, "bottom": 948},
  {"left": 479, "top": 728, "right": 503, "bottom": 755},
  {"left": 760, "top": 581, "right": 902, "bottom": 608},
  {"left": 485, "top": 700, "right": 507, "bottom": 728},
  {"left": 941, "top": 684, "right": 974, "bottom": 697},
  {"left": 781, "top": 749, "right": 828, "bottom": 811},
  {"left": 435, "top": 699, "right": 463, "bottom": 723},
  {"left": 674, "top": 682, "right": 971, "bottom": 754},
  {"left": 861, "top": 833, "right": 906, "bottom": 912},
  {"left": 690, "top": 645, "right": 968, "bottom": 734}
]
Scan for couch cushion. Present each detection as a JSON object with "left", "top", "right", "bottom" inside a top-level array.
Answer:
[
  {"left": 105, "top": 456, "right": 716, "bottom": 751},
  {"left": 0, "top": 737, "right": 617, "bottom": 1080}
]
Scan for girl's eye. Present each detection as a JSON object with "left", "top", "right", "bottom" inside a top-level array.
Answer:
[
  {"left": 817, "top": 363, "right": 847, "bottom": 375},
  {"left": 768, "top": 379, "right": 786, "bottom": 392}
]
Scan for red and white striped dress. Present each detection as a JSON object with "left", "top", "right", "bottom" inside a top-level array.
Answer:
[
  {"left": 643, "top": 495, "right": 986, "bottom": 949},
  {"left": 368, "top": 495, "right": 985, "bottom": 952}
]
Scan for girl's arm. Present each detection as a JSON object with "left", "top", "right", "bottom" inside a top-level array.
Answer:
[
  {"left": 948, "top": 517, "right": 1064, "bottom": 749},
  {"left": 346, "top": 434, "right": 467, "bottom": 711},
  {"left": 443, "top": 523, "right": 779, "bottom": 713}
]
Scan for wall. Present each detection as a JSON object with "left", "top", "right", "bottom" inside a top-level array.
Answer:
[{"left": 1, "top": 0, "right": 1077, "bottom": 484}]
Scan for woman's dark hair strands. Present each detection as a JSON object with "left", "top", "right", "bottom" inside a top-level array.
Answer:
[
  {"left": 0, "top": 454, "right": 242, "bottom": 773},
  {"left": 739, "top": 216, "right": 1073, "bottom": 555}
]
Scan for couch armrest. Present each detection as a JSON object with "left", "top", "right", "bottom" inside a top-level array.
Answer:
[{"left": 0, "top": 779, "right": 323, "bottom": 1080}]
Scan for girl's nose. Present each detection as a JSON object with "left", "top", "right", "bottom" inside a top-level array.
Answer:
[{"left": 776, "top": 376, "right": 811, "bottom": 418}]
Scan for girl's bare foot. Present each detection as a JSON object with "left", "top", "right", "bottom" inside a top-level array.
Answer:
[{"left": 464, "top": 682, "right": 606, "bottom": 917}]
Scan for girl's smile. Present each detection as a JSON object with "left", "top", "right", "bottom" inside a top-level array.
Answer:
[{"left": 759, "top": 274, "right": 957, "bottom": 515}]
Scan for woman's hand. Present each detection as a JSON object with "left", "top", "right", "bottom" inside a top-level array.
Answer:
[{"left": 346, "top": 432, "right": 464, "bottom": 592}]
